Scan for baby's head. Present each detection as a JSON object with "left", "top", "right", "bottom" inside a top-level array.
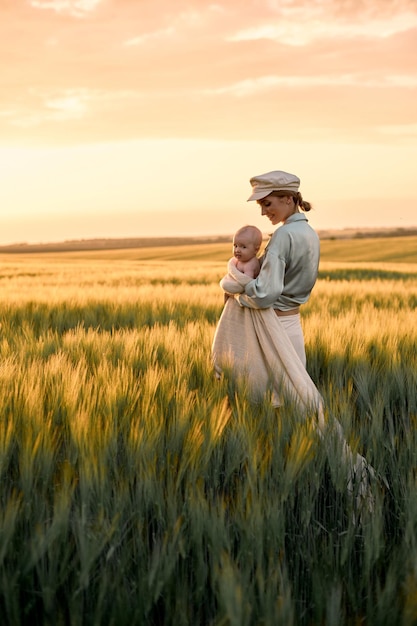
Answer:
[{"left": 233, "top": 225, "right": 263, "bottom": 260}]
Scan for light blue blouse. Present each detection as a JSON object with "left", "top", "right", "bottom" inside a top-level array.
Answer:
[{"left": 236, "top": 213, "right": 320, "bottom": 311}]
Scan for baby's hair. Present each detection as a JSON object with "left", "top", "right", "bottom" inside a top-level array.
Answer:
[
  {"left": 234, "top": 225, "right": 263, "bottom": 247},
  {"left": 270, "top": 190, "right": 312, "bottom": 212}
]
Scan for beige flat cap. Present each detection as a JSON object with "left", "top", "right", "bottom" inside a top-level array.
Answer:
[{"left": 247, "top": 170, "right": 300, "bottom": 201}]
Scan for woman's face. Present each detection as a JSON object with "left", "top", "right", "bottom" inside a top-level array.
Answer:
[{"left": 257, "top": 194, "right": 295, "bottom": 225}]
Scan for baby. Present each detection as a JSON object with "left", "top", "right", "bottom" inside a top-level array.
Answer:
[{"left": 231, "top": 225, "right": 263, "bottom": 278}]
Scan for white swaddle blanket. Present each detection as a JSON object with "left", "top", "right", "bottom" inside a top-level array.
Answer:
[{"left": 212, "top": 258, "right": 376, "bottom": 511}]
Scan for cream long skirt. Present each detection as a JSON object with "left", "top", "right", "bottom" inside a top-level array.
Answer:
[{"left": 277, "top": 313, "right": 306, "bottom": 368}]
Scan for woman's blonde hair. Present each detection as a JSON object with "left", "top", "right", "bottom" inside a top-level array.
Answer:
[{"left": 269, "top": 190, "right": 312, "bottom": 212}]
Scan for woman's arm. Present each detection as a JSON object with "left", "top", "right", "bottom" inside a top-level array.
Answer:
[
  {"left": 235, "top": 250, "right": 285, "bottom": 308},
  {"left": 235, "top": 231, "right": 290, "bottom": 309}
]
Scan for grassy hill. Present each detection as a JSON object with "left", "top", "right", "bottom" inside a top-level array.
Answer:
[{"left": 319, "top": 235, "right": 417, "bottom": 263}]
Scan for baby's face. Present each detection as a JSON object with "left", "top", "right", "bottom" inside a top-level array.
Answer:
[{"left": 232, "top": 233, "right": 258, "bottom": 263}]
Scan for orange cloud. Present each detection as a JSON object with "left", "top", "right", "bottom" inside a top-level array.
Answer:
[
  {"left": 28, "top": 0, "right": 103, "bottom": 18},
  {"left": 0, "top": 4, "right": 413, "bottom": 126}
]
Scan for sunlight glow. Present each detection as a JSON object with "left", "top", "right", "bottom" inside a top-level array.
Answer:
[{"left": 1, "top": 0, "right": 416, "bottom": 244}]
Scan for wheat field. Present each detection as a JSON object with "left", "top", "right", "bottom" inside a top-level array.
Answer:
[{"left": 0, "top": 240, "right": 416, "bottom": 625}]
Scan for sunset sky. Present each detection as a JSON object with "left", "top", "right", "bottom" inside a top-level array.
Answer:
[{"left": 1, "top": 0, "right": 416, "bottom": 244}]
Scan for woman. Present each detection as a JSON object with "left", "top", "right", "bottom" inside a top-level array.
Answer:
[
  {"left": 237, "top": 169, "right": 320, "bottom": 368},
  {"left": 212, "top": 170, "right": 375, "bottom": 510},
  {"left": 212, "top": 169, "right": 320, "bottom": 405}
]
